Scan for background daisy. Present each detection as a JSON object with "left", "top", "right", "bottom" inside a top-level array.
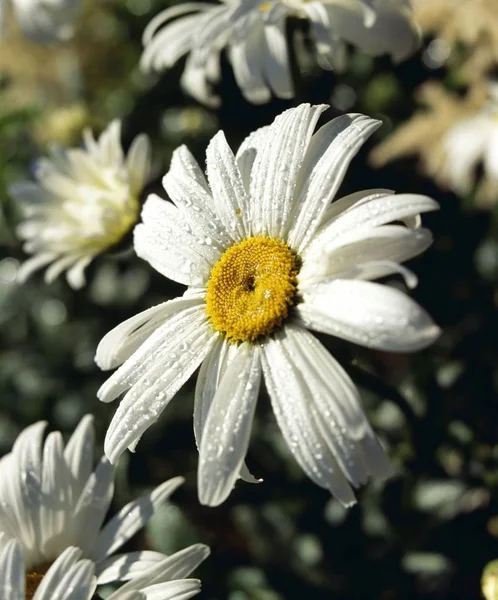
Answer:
[
  {"left": 140, "top": 0, "right": 419, "bottom": 106},
  {"left": 0, "top": 416, "right": 209, "bottom": 593},
  {"left": 0, "top": 541, "right": 96, "bottom": 600},
  {"left": 11, "top": 120, "right": 151, "bottom": 289}
]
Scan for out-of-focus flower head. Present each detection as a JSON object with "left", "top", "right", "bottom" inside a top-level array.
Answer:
[
  {"left": 0, "top": 416, "right": 209, "bottom": 599},
  {"left": 413, "top": 0, "right": 498, "bottom": 80},
  {"left": 96, "top": 103, "right": 440, "bottom": 508},
  {"left": 1, "top": 0, "right": 82, "bottom": 43},
  {"left": 11, "top": 120, "right": 152, "bottom": 289},
  {"left": 371, "top": 82, "right": 498, "bottom": 208},
  {"left": 141, "top": 0, "right": 419, "bottom": 106}
]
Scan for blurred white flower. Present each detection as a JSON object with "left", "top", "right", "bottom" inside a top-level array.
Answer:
[
  {"left": 11, "top": 120, "right": 151, "bottom": 289},
  {"left": 0, "top": 541, "right": 96, "bottom": 600},
  {"left": 0, "top": 416, "right": 209, "bottom": 597},
  {"left": 141, "top": 0, "right": 418, "bottom": 106},
  {"left": 442, "top": 85, "right": 498, "bottom": 201},
  {"left": 96, "top": 103, "right": 440, "bottom": 508},
  {"left": 2, "top": 0, "right": 82, "bottom": 43}
]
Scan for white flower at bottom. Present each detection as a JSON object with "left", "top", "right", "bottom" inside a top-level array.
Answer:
[
  {"left": 140, "top": 0, "right": 418, "bottom": 106},
  {"left": 11, "top": 120, "right": 151, "bottom": 289},
  {"left": 0, "top": 416, "right": 209, "bottom": 597},
  {"left": 0, "top": 540, "right": 204, "bottom": 600},
  {"left": 96, "top": 103, "right": 441, "bottom": 508},
  {"left": 0, "top": 541, "right": 95, "bottom": 600},
  {"left": 1, "top": 0, "right": 82, "bottom": 43}
]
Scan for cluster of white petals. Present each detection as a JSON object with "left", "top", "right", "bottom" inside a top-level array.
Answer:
[
  {"left": 0, "top": 416, "right": 209, "bottom": 597},
  {"left": 96, "top": 103, "right": 440, "bottom": 508},
  {"left": 0, "top": 0, "right": 82, "bottom": 43},
  {"left": 12, "top": 120, "right": 151, "bottom": 289},
  {"left": 442, "top": 85, "right": 498, "bottom": 199},
  {"left": 141, "top": 0, "right": 419, "bottom": 106},
  {"left": 0, "top": 539, "right": 205, "bottom": 600}
]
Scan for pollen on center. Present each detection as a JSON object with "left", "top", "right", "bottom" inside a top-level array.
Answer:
[{"left": 206, "top": 236, "right": 300, "bottom": 343}]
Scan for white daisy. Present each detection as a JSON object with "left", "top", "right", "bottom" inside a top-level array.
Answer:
[
  {"left": 11, "top": 120, "right": 151, "bottom": 289},
  {"left": 442, "top": 85, "right": 498, "bottom": 201},
  {"left": 140, "top": 0, "right": 418, "bottom": 106},
  {"left": 96, "top": 103, "right": 440, "bottom": 508},
  {"left": 0, "top": 416, "right": 209, "bottom": 595},
  {"left": 0, "top": 541, "right": 96, "bottom": 600},
  {"left": 1, "top": 0, "right": 82, "bottom": 43}
]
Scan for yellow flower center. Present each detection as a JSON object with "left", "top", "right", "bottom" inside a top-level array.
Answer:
[
  {"left": 26, "top": 563, "right": 51, "bottom": 600},
  {"left": 206, "top": 237, "right": 300, "bottom": 343}
]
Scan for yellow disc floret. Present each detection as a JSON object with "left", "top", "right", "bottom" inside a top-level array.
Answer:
[
  {"left": 26, "top": 563, "right": 51, "bottom": 600},
  {"left": 206, "top": 237, "right": 300, "bottom": 343}
]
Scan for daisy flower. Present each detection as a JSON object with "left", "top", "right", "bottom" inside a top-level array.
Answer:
[
  {"left": 11, "top": 120, "right": 151, "bottom": 289},
  {"left": 140, "top": 0, "right": 418, "bottom": 106},
  {"left": 0, "top": 416, "right": 209, "bottom": 595},
  {"left": 96, "top": 103, "right": 440, "bottom": 508},
  {"left": 1, "top": 0, "right": 82, "bottom": 43}
]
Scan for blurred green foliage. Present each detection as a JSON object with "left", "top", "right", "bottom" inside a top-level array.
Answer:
[{"left": 2, "top": 2, "right": 498, "bottom": 599}]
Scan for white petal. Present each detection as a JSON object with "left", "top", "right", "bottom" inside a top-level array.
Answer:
[
  {"left": 17, "top": 252, "right": 58, "bottom": 283},
  {"left": 319, "top": 189, "right": 394, "bottom": 225},
  {"left": 181, "top": 52, "right": 221, "bottom": 108},
  {"left": 261, "top": 328, "right": 357, "bottom": 506},
  {"left": 41, "top": 558, "right": 96, "bottom": 600},
  {"left": 163, "top": 145, "right": 231, "bottom": 251},
  {"left": 298, "top": 279, "right": 440, "bottom": 352},
  {"left": 66, "top": 255, "right": 93, "bottom": 290},
  {"left": 205, "top": 131, "right": 252, "bottom": 241},
  {"left": 40, "top": 432, "right": 73, "bottom": 559},
  {"left": 272, "top": 325, "right": 393, "bottom": 485},
  {"left": 98, "top": 303, "right": 207, "bottom": 404},
  {"left": 142, "top": 579, "right": 201, "bottom": 600},
  {"left": 198, "top": 343, "right": 261, "bottom": 506},
  {"left": 142, "top": 4, "right": 208, "bottom": 46},
  {"left": 235, "top": 125, "right": 271, "bottom": 193},
  {"left": 71, "top": 458, "right": 115, "bottom": 556},
  {"left": 94, "top": 477, "right": 184, "bottom": 562},
  {"left": 126, "top": 134, "right": 152, "bottom": 196},
  {"left": 108, "top": 545, "right": 210, "bottom": 597},
  {"left": 0, "top": 540, "right": 24, "bottom": 600},
  {"left": 95, "top": 551, "right": 167, "bottom": 584},
  {"left": 250, "top": 104, "right": 328, "bottom": 238},
  {"left": 288, "top": 114, "right": 382, "bottom": 252},
  {"left": 103, "top": 313, "right": 218, "bottom": 464},
  {"left": 194, "top": 340, "right": 260, "bottom": 484},
  {"left": 6, "top": 421, "right": 46, "bottom": 562},
  {"left": 261, "top": 5, "right": 294, "bottom": 99},
  {"left": 229, "top": 16, "right": 271, "bottom": 105},
  {"left": 299, "top": 225, "right": 433, "bottom": 286},
  {"left": 141, "top": 13, "right": 199, "bottom": 72},
  {"left": 134, "top": 196, "right": 214, "bottom": 286},
  {"left": 96, "top": 297, "right": 201, "bottom": 371},
  {"left": 305, "top": 193, "right": 439, "bottom": 258},
  {"left": 35, "top": 547, "right": 96, "bottom": 600},
  {"left": 63, "top": 415, "right": 95, "bottom": 501},
  {"left": 324, "top": 2, "right": 418, "bottom": 62}
]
